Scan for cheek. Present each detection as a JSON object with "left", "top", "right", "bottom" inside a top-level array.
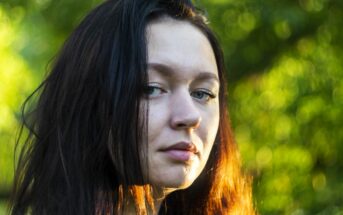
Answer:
[
  {"left": 147, "top": 103, "right": 167, "bottom": 144},
  {"left": 204, "top": 104, "right": 220, "bottom": 137},
  {"left": 200, "top": 105, "right": 220, "bottom": 153}
]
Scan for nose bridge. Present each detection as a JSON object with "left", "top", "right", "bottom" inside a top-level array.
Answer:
[{"left": 170, "top": 88, "right": 201, "bottom": 129}]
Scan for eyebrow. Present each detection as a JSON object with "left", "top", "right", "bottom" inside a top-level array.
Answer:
[{"left": 147, "top": 62, "right": 219, "bottom": 83}]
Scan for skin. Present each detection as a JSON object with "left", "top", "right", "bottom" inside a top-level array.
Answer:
[{"left": 143, "top": 17, "right": 220, "bottom": 200}]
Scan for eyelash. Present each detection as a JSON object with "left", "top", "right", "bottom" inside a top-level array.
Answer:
[
  {"left": 144, "top": 85, "right": 216, "bottom": 102},
  {"left": 143, "top": 85, "right": 166, "bottom": 97},
  {"left": 190, "top": 89, "right": 216, "bottom": 102}
]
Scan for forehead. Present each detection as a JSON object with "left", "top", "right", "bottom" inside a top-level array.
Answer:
[{"left": 146, "top": 17, "right": 218, "bottom": 79}]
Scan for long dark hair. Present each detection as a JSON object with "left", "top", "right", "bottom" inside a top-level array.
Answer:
[{"left": 10, "top": 0, "right": 255, "bottom": 214}]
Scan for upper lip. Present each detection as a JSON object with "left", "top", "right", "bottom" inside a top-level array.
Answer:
[{"left": 161, "top": 142, "right": 199, "bottom": 154}]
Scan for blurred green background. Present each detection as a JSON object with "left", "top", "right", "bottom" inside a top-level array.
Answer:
[{"left": 0, "top": 0, "right": 342, "bottom": 214}]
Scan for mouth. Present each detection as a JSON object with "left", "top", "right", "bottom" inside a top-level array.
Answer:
[{"left": 160, "top": 142, "right": 199, "bottom": 162}]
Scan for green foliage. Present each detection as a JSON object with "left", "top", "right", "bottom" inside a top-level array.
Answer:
[
  {"left": 202, "top": 0, "right": 343, "bottom": 214},
  {"left": 0, "top": 201, "right": 8, "bottom": 215},
  {"left": 0, "top": 0, "right": 342, "bottom": 214},
  {"left": 0, "top": 6, "right": 35, "bottom": 195}
]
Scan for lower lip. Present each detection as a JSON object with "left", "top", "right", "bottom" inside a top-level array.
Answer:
[{"left": 162, "top": 150, "right": 196, "bottom": 162}]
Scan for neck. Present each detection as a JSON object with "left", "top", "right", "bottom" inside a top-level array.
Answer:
[{"left": 124, "top": 186, "right": 175, "bottom": 214}]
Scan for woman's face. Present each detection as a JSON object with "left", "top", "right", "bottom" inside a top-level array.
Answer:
[{"left": 143, "top": 17, "right": 220, "bottom": 192}]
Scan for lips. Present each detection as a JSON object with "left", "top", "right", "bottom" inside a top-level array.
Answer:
[
  {"left": 164, "top": 142, "right": 198, "bottom": 153},
  {"left": 160, "top": 142, "right": 198, "bottom": 162}
]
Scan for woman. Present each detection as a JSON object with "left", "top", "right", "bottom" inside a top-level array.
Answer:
[{"left": 10, "top": 0, "right": 255, "bottom": 214}]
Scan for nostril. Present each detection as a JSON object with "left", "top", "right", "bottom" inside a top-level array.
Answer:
[
  {"left": 171, "top": 115, "right": 201, "bottom": 130},
  {"left": 176, "top": 122, "right": 187, "bottom": 128}
]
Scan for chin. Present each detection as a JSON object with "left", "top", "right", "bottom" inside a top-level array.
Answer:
[
  {"left": 162, "top": 180, "right": 193, "bottom": 190},
  {"left": 149, "top": 168, "right": 200, "bottom": 191}
]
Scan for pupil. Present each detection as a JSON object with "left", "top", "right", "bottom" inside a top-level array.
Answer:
[
  {"left": 195, "top": 92, "right": 203, "bottom": 98},
  {"left": 144, "top": 86, "right": 155, "bottom": 95},
  {"left": 148, "top": 87, "right": 154, "bottom": 95}
]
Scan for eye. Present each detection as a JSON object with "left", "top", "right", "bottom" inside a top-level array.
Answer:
[
  {"left": 191, "top": 89, "right": 216, "bottom": 102},
  {"left": 143, "top": 84, "right": 166, "bottom": 98}
]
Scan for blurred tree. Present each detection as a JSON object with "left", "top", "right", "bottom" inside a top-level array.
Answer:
[
  {"left": 202, "top": 0, "right": 343, "bottom": 214},
  {"left": 0, "top": 0, "right": 342, "bottom": 214},
  {"left": 0, "top": 5, "right": 34, "bottom": 199}
]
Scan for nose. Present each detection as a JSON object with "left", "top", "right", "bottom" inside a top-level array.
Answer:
[{"left": 169, "top": 90, "right": 202, "bottom": 130}]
